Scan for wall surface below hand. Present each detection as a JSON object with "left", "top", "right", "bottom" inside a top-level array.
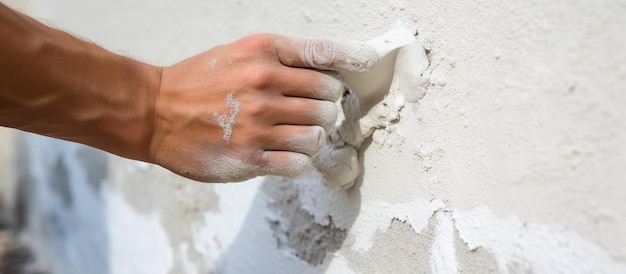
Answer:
[{"left": 4, "top": 0, "right": 626, "bottom": 273}]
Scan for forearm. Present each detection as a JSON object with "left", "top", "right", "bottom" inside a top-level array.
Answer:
[{"left": 0, "top": 3, "right": 161, "bottom": 161}]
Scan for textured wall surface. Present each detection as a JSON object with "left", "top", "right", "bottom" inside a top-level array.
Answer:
[{"left": 5, "top": 0, "right": 626, "bottom": 273}]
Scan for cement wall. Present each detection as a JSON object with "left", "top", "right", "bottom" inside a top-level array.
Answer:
[{"left": 4, "top": 0, "right": 626, "bottom": 273}]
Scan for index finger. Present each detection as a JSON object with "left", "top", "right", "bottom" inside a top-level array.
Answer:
[{"left": 273, "top": 36, "right": 379, "bottom": 72}]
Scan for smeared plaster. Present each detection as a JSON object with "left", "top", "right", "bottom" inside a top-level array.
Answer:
[
  {"left": 316, "top": 26, "right": 431, "bottom": 189},
  {"left": 175, "top": 242, "right": 199, "bottom": 274},
  {"left": 339, "top": 219, "right": 435, "bottom": 274},
  {"left": 109, "top": 157, "right": 220, "bottom": 273},
  {"left": 189, "top": 177, "right": 267, "bottom": 272},
  {"left": 339, "top": 26, "right": 416, "bottom": 110},
  {"left": 16, "top": 135, "right": 109, "bottom": 274},
  {"left": 10, "top": 0, "right": 626, "bottom": 273},
  {"left": 350, "top": 198, "right": 444, "bottom": 252},
  {"left": 213, "top": 93, "right": 241, "bottom": 143},
  {"left": 341, "top": 197, "right": 626, "bottom": 274},
  {"left": 453, "top": 207, "right": 626, "bottom": 274},
  {"left": 107, "top": 188, "right": 173, "bottom": 274},
  {"left": 266, "top": 179, "right": 346, "bottom": 266},
  {"left": 454, "top": 230, "right": 500, "bottom": 274},
  {"left": 430, "top": 211, "right": 458, "bottom": 274}
]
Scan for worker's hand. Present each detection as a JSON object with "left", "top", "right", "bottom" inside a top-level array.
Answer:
[{"left": 149, "top": 34, "right": 378, "bottom": 182}]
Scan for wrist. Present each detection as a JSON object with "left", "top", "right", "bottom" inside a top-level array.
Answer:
[{"left": 116, "top": 60, "right": 162, "bottom": 163}]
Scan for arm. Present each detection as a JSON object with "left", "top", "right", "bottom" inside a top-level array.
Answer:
[
  {"left": 0, "top": 3, "right": 160, "bottom": 161},
  {"left": 0, "top": 3, "right": 377, "bottom": 183}
]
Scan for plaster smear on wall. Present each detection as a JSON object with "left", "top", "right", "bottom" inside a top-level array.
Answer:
[
  {"left": 453, "top": 207, "right": 626, "bottom": 274},
  {"left": 15, "top": 135, "right": 110, "bottom": 274},
  {"left": 344, "top": 199, "right": 626, "bottom": 274},
  {"left": 107, "top": 187, "right": 174, "bottom": 274},
  {"left": 318, "top": 26, "right": 431, "bottom": 189},
  {"left": 321, "top": 196, "right": 625, "bottom": 273},
  {"left": 430, "top": 212, "right": 458, "bottom": 273},
  {"left": 10, "top": 0, "right": 626, "bottom": 273},
  {"left": 271, "top": 164, "right": 625, "bottom": 273},
  {"left": 190, "top": 182, "right": 261, "bottom": 264}
]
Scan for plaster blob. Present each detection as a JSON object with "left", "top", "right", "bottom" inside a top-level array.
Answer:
[
  {"left": 314, "top": 145, "right": 359, "bottom": 189},
  {"left": 316, "top": 26, "right": 431, "bottom": 189},
  {"left": 339, "top": 27, "right": 416, "bottom": 111}
]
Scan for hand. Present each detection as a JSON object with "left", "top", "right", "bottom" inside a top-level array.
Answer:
[{"left": 149, "top": 34, "right": 377, "bottom": 182}]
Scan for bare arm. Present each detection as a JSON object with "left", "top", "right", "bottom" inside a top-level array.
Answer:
[
  {"left": 0, "top": 3, "right": 377, "bottom": 182},
  {"left": 0, "top": 3, "right": 160, "bottom": 161}
]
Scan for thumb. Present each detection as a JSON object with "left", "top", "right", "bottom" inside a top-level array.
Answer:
[{"left": 273, "top": 36, "right": 379, "bottom": 72}]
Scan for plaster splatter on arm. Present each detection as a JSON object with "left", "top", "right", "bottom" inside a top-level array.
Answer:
[{"left": 213, "top": 93, "right": 240, "bottom": 143}]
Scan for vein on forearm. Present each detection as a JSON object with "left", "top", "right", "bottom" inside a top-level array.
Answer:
[{"left": 0, "top": 3, "right": 160, "bottom": 161}]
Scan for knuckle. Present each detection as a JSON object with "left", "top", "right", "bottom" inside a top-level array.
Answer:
[
  {"left": 319, "top": 74, "right": 345, "bottom": 102},
  {"left": 304, "top": 39, "right": 337, "bottom": 68},
  {"left": 318, "top": 101, "right": 338, "bottom": 129},
  {"left": 311, "top": 126, "right": 327, "bottom": 156},
  {"left": 245, "top": 149, "right": 267, "bottom": 166},
  {"left": 246, "top": 96, "right": 273, "bottom": 117},
  {"left": 285, "top": 154, "right": 313, "bottom": 177},
  {"left": 239, "top": 33, "right": 275, "bottom": 52},
  {"left": 243, "top": 65, "right": 275, "bottom": 89}
]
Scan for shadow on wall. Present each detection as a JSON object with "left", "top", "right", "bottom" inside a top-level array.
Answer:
[
  {"left": 211, "top": 140, "right": 372, "bottom": 273},
  {"left": 13, "top": 134, "right": 110, "bottom": 274}
]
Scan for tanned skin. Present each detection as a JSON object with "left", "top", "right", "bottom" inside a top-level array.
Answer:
[{"left": 0, "top": 3, "right": 370, "bottom": 182}]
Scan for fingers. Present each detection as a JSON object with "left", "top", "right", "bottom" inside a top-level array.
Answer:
[
  {"left": 228, "top": 126, "right": 325, "bottom": 180},
  {"left": 258, "top": 151, "right": 312, "bottom": 178},
  {"left": 267, "top": 97, "right": 337, "bottom": 131},
  {"left": 277, "top": 68, "right": 345, "bottom": 102},
  {"left": 273, "top": 35, "right": 379, "bottom": 72},
  {"left": 261, "top": 125, "right": 326, "bottom": 157}
]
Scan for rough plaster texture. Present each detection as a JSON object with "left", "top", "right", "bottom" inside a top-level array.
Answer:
[{"left": 4, "top": 0, "right": 626, "bottom": 273}]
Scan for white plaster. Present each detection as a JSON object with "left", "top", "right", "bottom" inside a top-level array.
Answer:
[
  {"left": 314, "top": 145, "right": 359, "bottom": 189},
  {"left": 430, "top": 211, "right": 458, "bottom": 274},
  {"left": 107, "top": 188, "right": 173, "bottom": 274},
  {"left": 213, "top": 92, "right": 241, "bottom": 143},
  {"left": 18, "top": 135, "right": 109, "bottom": 274},
  {"left": 453, "top": 207, "right": 626, "bottom": 274},
  {"left": 350, "top": 199, "right": 444, "bottom": 252},
  {"left": 340, "top": 26, "right": 415, "bottom": 107},
  {"left": 190, "top": 180, "right": 263, "bottom": 265},
  {"left": 389, "top": 41, "right": 430, "bottom": 103},
  {"left": 316, "top": 26, "right": 430, "bottom": 189},
  {"left": 177, "top": 242, "right": 199, "bottom": 274},
  {"left": 191, "top": 179, "right": 324, "bottom": 274},
  {"left": 13, "top": 0, "right": 626, "bottom": 273},
  {"left": 325, "top": 253, "right": 357, "bottom": 274},
  {"left": 293, "top": 170, "right": 361, "bottom": 229}
]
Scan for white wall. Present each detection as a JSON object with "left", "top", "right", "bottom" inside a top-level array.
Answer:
[{"left": 5, "top": 0, "right": 626, "bottom": 273}]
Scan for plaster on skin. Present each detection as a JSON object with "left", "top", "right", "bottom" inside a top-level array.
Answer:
[
  {"left": 189, "top": 147, "right": 311, "bottom": 182},
  {"left": 214, "top": 93, "right": 240, "bottom": 143},
  {"left": 285, "top": 126, "right": 326, "bottom": 157}
]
